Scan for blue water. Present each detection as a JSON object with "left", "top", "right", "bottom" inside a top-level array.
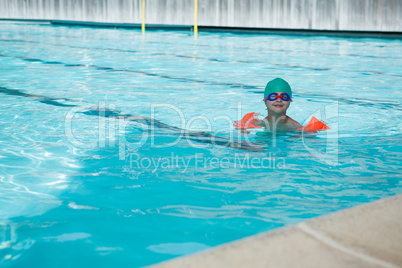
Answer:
[{"left": 0, "top": 23, "right": 401, "bottom": 267}]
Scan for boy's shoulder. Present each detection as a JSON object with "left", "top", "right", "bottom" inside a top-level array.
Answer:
[
  {"left": 285, "top": 116, "right": 302, "bottom": 128},
  {"left": 286, "top": 116, "right": 302, "bottom": 128}
]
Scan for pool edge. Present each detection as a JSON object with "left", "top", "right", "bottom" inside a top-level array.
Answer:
[
  {"left": 1, "top": 19, "right": 402, "bottom": 39},
  {"left": 149, "top": 194, "right": 402, "bottom": 267}
]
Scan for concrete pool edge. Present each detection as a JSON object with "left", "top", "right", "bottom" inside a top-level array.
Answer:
[
  {"left": 1, "top": 19, "right": 402, "bottom": 39},
  {"left": 150, "top": 194, "right": 402, "bottom": 268}
]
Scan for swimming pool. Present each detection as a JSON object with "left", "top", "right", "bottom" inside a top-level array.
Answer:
[{"left": 0, "top": 22, "right": 401, "bottom": 267}]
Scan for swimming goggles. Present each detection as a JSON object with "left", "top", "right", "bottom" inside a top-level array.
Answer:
[{"left": 263, "top": 93, "right": 292, "bottom": 102}]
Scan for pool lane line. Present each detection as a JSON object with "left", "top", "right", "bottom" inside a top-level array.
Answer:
[
  {"left": 0, "top": 38, "right": 333, "bottom": 73},
  {"left": 0, "top": 38, "right": 139, "bottom": 54},
  {"left": 80, "top": 109, "right": 266, "bottom": 152},
  {"left": 0, "top": 86, "right": 265, "bottom": 152},
  {"left": 2, "top": 51, "right": 400, "bottom": 111},
  {"left": 9, "top": 32, "right": 400, "bottom": 75},
  {"left": 8, "top": 34, "right": 399, "bottom": 74},
  {"left": 2, "top": 36, "right": 402, "bottom": 79},
  {"left": 0, "top": 53, "right": 257, "bottom": 90},
  {"left": 1, "top": 49, "right": 399, "bottom": 110},
  {"left": 1, "top": 50, "right": 400, "bottom": 110},
  {"left": 0, "top": 86, "right": 77, "bottom": 107},
  {"left": 1, "top": 37, "right": 401, "bottom": 78}
]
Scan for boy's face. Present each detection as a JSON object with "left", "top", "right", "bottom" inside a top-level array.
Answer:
[{"left": 265, "top": 92, "right": 291, "bottom": 114}]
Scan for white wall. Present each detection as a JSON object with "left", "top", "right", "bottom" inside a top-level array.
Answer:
[{"left": 0, "top": 0, "right": 401, "bottom": 32}]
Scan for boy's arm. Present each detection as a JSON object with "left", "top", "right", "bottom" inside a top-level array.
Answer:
[{"left": 253, "top": 119, "right": 268, "bottom": 127}]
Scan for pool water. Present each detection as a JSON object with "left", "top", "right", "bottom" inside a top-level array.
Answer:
[{"left": 0, "top": 23, "right": 401, "bottom": 267}]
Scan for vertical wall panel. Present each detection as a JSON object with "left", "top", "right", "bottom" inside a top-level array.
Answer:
[{"left": 0, "top": 0, "right": 400, "bottom": 32}]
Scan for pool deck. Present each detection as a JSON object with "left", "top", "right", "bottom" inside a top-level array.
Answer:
[{"left": 150, "top": 194, "right": 402, "bottom": 268}]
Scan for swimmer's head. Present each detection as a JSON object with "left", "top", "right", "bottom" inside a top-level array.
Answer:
[{"left": 264, "top": 78, "right": 292, "bottom": 100}]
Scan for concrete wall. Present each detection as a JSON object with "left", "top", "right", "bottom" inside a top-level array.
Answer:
[{"left": 0, "top": 0, "right": 401, "bottom": 32}]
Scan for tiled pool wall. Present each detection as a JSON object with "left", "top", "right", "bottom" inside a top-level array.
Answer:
[{"left": 0, "top": 0, "right": 401, "bottom": 33}]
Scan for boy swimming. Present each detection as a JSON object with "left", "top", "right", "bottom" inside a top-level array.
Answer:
[{"left": 254, "top": 78, "right": 302, "bottom": 132}]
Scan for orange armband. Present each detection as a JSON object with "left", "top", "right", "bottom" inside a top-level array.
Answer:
[
  {"left": 297, "top": 116, "right": 330, "bottom": 132},
  {"left": 233, "top": 112, "right": 262, "bottom": 129}
]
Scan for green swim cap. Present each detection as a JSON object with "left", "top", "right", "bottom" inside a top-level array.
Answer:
[{"left": 264, "top": 78, "right": 292, "bottom": 99}]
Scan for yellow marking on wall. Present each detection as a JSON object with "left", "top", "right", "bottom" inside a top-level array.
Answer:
[
  {"left": 142, "top": 0, "right": 145, "bottom": 33},
  {"left": 194, "top": 0, "right": 198, "bottom": 38}
]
